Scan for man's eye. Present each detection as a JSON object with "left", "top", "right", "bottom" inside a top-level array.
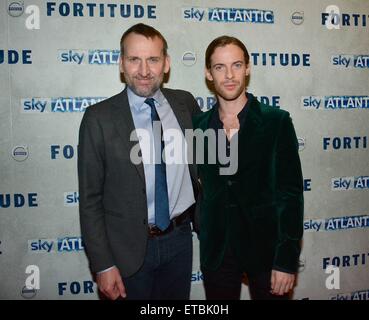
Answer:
[
  {"left": 128, "top": 57, "right": 139, "bottom": 63},
  {"left": 214, "top": 65, "right": 224, "bottom": 71},
  {"left": 234, "top": 63, "right": 243, "bottom": 68},
  {"left": 148, "top": 57, "right": 160, "bottom": 63}
]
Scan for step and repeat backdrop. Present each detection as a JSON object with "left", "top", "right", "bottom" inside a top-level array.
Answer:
[{"left": 0, "top": 0, "right": 368, "bottom": 300}]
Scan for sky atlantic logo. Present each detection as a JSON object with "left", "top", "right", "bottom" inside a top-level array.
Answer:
[
  {"left": 304, "top": 215, "right": 369, "bottom": 232},
  {"left": 330, "top": 289, "right": 369, "bottom": 300},
  {"left": 28, "top": 237, "right": 84, "bottom": 253},
  {"left": 302, "top": 96, "right": 369, "bottom": 110},
  {"left": 22, "top": 97, "right": 106, "bottom": 113},
  {"left": 332, "top": 55, "right": 369, "bottom": 68},
  {"left": 182, "top": 7, "right": 274, "bottom": 23},
  {"left": 59, "top": 49, "right": 120, "bottom": 65},
  {"left": 331, "top": 176, "right": 369, "bottom": 190},
  {"left": 46, "top": 2, "right": 156, "bottom": 19}
]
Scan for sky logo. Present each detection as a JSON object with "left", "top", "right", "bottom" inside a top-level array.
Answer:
[
  {"left": 64, "top": 192, "right": 79, "bottom": 206},
  {"left": 332, "top": 55, "right": 369, "bottom": 68},
  {"left": 182, "top": 7, "right": 274, "bottom": 23},
  {"left": 22, "top": 98, "right": 48, "bottom": 113},
  {"left": 182, "top": 7, "right": 206, "bottom": 22},
  {"left": 331, "top": 176, "right": 369, "bottom": 191},
  {"left": 330, "top": 289, "right": 369, "bottom": 300},
  {"left": 60, "top": 50, "right": 84, "bottom": 64},
  {"left": 29, "top": 239, "right": 55, "bottom": 253},
  {"left": 302, "top": 96, "right": 369, "bottom": 110},
  {"left": 304, "top": 215, "right": 369, "bottom": 232}
]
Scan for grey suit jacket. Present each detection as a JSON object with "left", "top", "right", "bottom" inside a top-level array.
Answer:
[{"left": 78, "top": 88, "right": 200, "bottom": 277}]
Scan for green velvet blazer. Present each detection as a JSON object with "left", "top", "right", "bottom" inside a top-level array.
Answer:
[{"left": 193, "top": 95, "right": 304, "bottom": 275}]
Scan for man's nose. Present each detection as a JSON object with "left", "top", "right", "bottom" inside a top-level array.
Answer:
[
  {"left": 139, "top": 60, "right": 150, "bottom": 77},
  {"left": 225, "top": 67, "right": 234, "bottom": 79}
]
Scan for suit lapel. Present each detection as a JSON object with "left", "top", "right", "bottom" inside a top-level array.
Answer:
[
  {"left": 162, "top": 89, "right": 199, "bottom": 182},
  {"left": 162, "top": 89, "right": 192, "bottom": 135},
  {"left": 110, "top": 89, "right": 146, "bottom": 183},
  {"left": 237, "top": 97, "right": 265, "bottom": 172}
]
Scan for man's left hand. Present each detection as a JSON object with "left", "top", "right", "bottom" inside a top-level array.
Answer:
[{"left": 270, "top": 270, "right": 295, "bottom": 296}]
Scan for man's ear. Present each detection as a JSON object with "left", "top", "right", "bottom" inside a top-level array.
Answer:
[
  {"left": 164, "top": 54, "right": 171, "bottom": 74},
  {"left": 119, "top": 55, "right": 124, "bottom": 74},
  {"left": 205, "top": 68, "right": 213, "bottom": 81},
  {"left": 245, "top": 62, "right": 251, "bottom": 77}
]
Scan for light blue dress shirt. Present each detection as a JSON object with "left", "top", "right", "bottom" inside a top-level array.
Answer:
[{"left": 127, "top": 87, "right": 195, "bottom": 225}]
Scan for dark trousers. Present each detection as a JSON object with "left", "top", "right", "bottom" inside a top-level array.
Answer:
[
  {"left": 122, "top": 221, "right": 193, "bottom": 300},
  {"left": 202, "top": 247, "right": 289, "bottom": 300}
]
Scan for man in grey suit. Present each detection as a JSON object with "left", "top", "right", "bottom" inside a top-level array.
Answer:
[{"left": 78, "top": 23, "right": 200, "bottom": 300}]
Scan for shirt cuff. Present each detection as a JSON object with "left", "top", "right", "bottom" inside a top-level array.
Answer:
[{"left": 96, "top": 266, "right": 116, "bottom": 274}]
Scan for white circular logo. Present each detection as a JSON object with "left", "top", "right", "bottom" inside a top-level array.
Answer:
[
  {"left": 21, "top": 286, "right": 37, "bottom": 299},
  {"left": 291, "top": 12, "right": 304, "bottom": 25},
  {"left": 8, "top": 2, "right": 24, "bottom": 17},
  {"left": 298, "top": 255, "right": 306, "bottom": 273},
  {"left": 182, "top": 52, "right": 196, "bottom": 66},
  {"left": 12, "top": 146, "right": 29, "bottom": 161},
  {"left": 298, "top": 138, "right": 305, "bottom": 152}
]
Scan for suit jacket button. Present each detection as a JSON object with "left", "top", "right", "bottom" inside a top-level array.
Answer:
[
  {"left": 143, "top": 218, "right": 147, "bottom": 225},
  {"left": 142, "top": 188, "right": 146, "bottom": 194},
  {"left": 227, "top": 180, "right": 233, "bottom": 186}
]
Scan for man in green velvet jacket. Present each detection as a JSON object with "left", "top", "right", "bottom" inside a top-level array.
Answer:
[{"left": 193, "top": 36, "right": 304, "bottom": 300}]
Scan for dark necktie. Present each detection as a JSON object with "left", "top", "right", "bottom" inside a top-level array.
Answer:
[{"left": 144, "top": 98, "right": 170, "bottom": 231}]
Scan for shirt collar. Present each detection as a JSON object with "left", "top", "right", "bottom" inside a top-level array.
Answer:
[{"left": 127, "top": 87, "right": 166, "bottom": 111}]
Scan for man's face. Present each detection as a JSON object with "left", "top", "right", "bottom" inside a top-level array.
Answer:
[
  {"left": 206, "top": 44, "right": 250, "bottom": 102},
  {"left": 120, "top": 33, "right": 170, "bottom": 97}
]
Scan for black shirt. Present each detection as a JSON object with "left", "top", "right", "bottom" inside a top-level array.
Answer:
[{"left": 209, "top": 92, "right": 253, "bottom": 164}]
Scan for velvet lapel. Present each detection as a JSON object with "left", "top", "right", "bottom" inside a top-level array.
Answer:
[{"left": 237, "top": 97, "right": 265, "bottom": 173}]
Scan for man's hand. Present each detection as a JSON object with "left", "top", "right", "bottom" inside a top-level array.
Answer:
[
  {"left": 270, "top": 270, "right": 295, "bottom": 296},
  {"left": 96, "top": 267, "right": 126, "bottom": 300}
]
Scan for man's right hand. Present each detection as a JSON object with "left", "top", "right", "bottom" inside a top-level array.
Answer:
[{"left": 96, "top": 267, "right": 126, "bottom": 300}]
